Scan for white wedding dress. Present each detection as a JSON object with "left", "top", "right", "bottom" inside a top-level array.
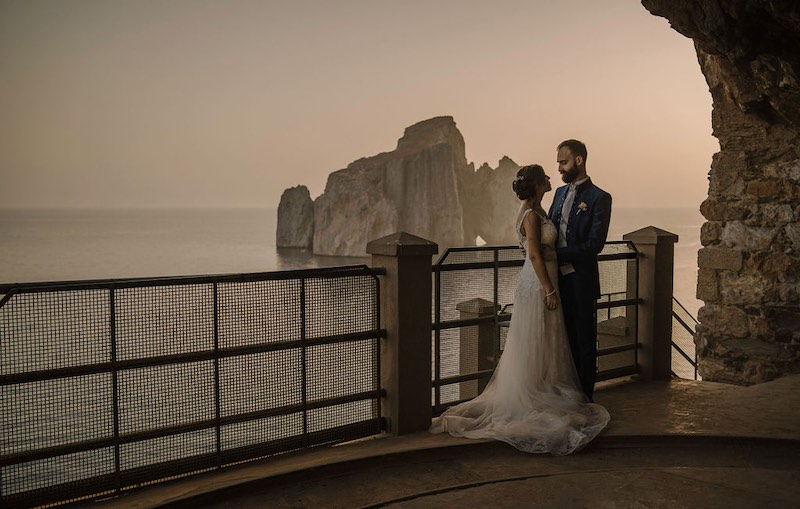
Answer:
[{"left": 430, "top": 208, "right": 610, "bottom": 455}]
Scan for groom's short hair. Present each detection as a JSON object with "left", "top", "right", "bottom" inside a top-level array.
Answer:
[{"left": 557, "top": 139, "right": 587, "bottom": 163}]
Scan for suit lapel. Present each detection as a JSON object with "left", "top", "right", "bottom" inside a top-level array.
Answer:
[
  {"left": 570, "top": 178, "right": 593, "bottom": 224},
  {"left": 552, "top": 186, "right": 567, "bottom": 222},
  {"left": 549, "top": 186, "right": 567, "bottom": 245}
]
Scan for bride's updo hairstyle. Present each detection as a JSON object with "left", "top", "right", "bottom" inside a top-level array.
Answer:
[{"left": 512, "top": 164, "right": 546, "bottom": 200}]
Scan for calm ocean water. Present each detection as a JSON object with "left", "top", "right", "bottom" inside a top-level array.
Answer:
[{"left": 0, "top": 207, "right": 704, "bottom": 315}]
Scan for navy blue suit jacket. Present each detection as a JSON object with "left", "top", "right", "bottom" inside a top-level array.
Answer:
[{"left": 547, "top": 178, "right": 612, "bottom": 299}]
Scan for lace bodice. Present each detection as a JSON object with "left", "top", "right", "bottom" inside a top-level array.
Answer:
[{"left": 516, "top": 209, "right": 557, "bottom": 256}]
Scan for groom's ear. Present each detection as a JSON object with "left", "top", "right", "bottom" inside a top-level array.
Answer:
[{"left": 576, "top": 156, "right": 584, "bottom": 167}]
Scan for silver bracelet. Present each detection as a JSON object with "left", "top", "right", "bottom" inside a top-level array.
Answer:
[{"left": 545, "top": 288, "right": 556, "bottom": 297}]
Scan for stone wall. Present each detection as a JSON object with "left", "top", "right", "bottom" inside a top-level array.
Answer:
[{"left": 643, "top": 0, "right": 800, "bottom": 384}]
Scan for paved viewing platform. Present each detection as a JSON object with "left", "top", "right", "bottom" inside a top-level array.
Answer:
[{"left": 91, "top": 375, "right": 800, "bottom": 509}]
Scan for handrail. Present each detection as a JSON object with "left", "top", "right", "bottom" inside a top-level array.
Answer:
[
  {"left": 434, "top": 240, "right": 637, "bottom": 267},
  {"left": 0, "top": 265, "right": 386, "bottom": 295}
]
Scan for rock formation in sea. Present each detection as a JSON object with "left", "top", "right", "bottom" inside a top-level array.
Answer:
[
  {"left": 643, "top": 0, "right": 800, "bottom": 384},
  {"left": 277, "top": 116, "right": 523, "bottom": 257},
  {"left": 464, "top": 157, "right": 520, "bottom": 245},
  {"left": 313, "top": 117, "right": 466, "bottom": 256},
  {"left": 276, "top": 185, "right": 314, "bottom": 248}
]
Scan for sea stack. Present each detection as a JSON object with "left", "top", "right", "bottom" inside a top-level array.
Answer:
[{"left": 276, "top": 185, "right": 314, "bottom": 249}]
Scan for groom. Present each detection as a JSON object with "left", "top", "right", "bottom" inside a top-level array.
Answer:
[{"left": 548, "top": 139, "right": 612, "bottom": 401}]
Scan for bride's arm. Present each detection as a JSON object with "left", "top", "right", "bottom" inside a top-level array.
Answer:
[
  {"left": 523, "top": 214, "right": 559, "bottom": 311},
  {"left": 541, "top": 245, "right": 556, "bottom": 261}
]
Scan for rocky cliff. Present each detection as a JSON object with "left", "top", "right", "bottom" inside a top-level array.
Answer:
[
  {"left": 642, "top": 0, "right": 800, "bottom": 384},
  {"left": 469, "top": 157, "right": 523, "bottom": 245},
  {"left": 277, "top": 116, "right": 523, "bottom": 256},
  {"left": 275, "top": 186, "right": 314, "bottom": 248}
]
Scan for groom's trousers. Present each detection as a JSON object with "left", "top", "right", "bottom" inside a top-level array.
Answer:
[{"left": 558, "top": 271, "right": 598, "bottom": 401}]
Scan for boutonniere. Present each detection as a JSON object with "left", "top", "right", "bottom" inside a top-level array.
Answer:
[{"left": 576, "top": 202, "right": 588, "bottom": 215}]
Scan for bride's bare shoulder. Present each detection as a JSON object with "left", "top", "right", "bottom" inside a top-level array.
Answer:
[{"left": 515, "top": 204, "right": 529, "bottom": 223}]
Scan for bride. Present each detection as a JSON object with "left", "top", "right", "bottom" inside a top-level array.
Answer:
[{"left": 430, "top": 164, "right": 610, "bottom": 455}]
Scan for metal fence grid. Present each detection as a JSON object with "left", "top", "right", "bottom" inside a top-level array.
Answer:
[
  {"left": 0, "top": 265, "right": 384, "bottom": 508},
  {"left": 595, "top": 246, "right": 639, "bottom": 378},
  {"left": 431, "top": 242, "right": 639, "bottom": 414},
  {"left": 431, "top": 247, "right": 520, "bottom": 411}
]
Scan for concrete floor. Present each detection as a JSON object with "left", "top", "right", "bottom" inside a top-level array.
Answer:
[{"left": 87, "top": 375, "right": 800, "bottom": 509}]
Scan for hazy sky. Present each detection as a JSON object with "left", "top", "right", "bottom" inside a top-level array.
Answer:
[{"left": 0, "top": 0, "right": 718, "bottom": 209}]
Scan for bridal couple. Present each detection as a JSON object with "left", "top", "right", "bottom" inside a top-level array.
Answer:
[{"left": 430, "top": 139, "right": 613, "bottom": 456}]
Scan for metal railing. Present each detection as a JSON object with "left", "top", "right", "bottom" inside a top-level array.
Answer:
[
  {"left": 671, "top": 297, "right": 699, "bottom": 380},
  {"left": 0, "top": 265, "right": 385, "bottom": 508},
  {"left": 431, "top": 242, "right": 639, "bottom": 414}
]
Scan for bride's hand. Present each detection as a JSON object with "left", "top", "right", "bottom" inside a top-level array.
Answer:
[{"left": 545, "top": 293, "right": 559, "bottom": 311}]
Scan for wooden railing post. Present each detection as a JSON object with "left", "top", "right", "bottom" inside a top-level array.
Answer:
[
  {"left": 623, "top": 227, "right": 679, "bottom": 380},
  {"left": 367, "top": 232, "right": 438, "bottom": 435}
]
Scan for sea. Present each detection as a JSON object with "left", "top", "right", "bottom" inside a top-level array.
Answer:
[{"left": 0, "top": 207, "right": 704, "bottom": 316}]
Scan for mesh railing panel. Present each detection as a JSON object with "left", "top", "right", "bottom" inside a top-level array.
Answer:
[
  {"left": 217, "top": 280, "right": 301, "bottom": 348},
  {"left": 497, "top": 247, "right": 528, "bottom": 262},
  {"left": 436, "top": 269, "right": 497, "bottom": 323},
  {"left": 2, "top": 375, "right": 116, "bottom": 498},
  {"left": 306, "top": 275, "right": 377, "bottom": 338},
  {"left": 432, "top": 243, "right": 639, "bottom": 412},
  {"left": 220, "top": 413, "right": 303, "bottom": 453},
  {"left": 1, "top": 290, "right": 110, "bottom": 375},
  {"left": 432, "top": 247, "right": 525, "bottom": 411},
  {"left": 596, "top": 250, "right": 638, "bottom": 380},
  {"left": 117, "top": 362, "right": 216, "bottom": 434},
  {"left": 431, "top": 328, "right": 465, "bottom": 405},
  {"left": 307, "top": 341, "right": 376, "bottom": 401},
  {"left": 3, "top": 449, "right": 116, "bottom": 499},
  {"left": 219, "top": 352, "right": 301, "bottom": 416},
  {"left": 1, "top": 289, "right": 116, "bottom": 504},
  {"left": 1, "top": 266, "right": 383, "bottom": 508},
  {"left": 119, "top": 430, "right": 216, "bottom": 473},
  {"left": 307, "top": 399, "right": 377, "bottom": 435},
  {"left": 116, "top": 285, "right": 214, "bottom": 360}
]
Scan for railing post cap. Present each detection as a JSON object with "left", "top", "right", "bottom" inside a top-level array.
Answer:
[
  {"left": 456, "top": 297, "right": 500, "bottom": 314},
  {"left": 366, "top": 232, "right": 439, "bottom": 257},
  {"left": 622, "top": 226, "right": 679, "bottom": 245}
]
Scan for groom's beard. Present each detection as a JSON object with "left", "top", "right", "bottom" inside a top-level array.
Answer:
[{"left": 561, "top": 165, "right": 579, "bottom": 183}]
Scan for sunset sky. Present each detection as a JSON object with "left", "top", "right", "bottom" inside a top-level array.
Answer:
[{"left": 0, "top": 0, "right": 718, "bottom": 210}]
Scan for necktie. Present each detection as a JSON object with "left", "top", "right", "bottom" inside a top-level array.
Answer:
[{"left": 558, "top": 184, "right": 577, "bottom": 248}]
